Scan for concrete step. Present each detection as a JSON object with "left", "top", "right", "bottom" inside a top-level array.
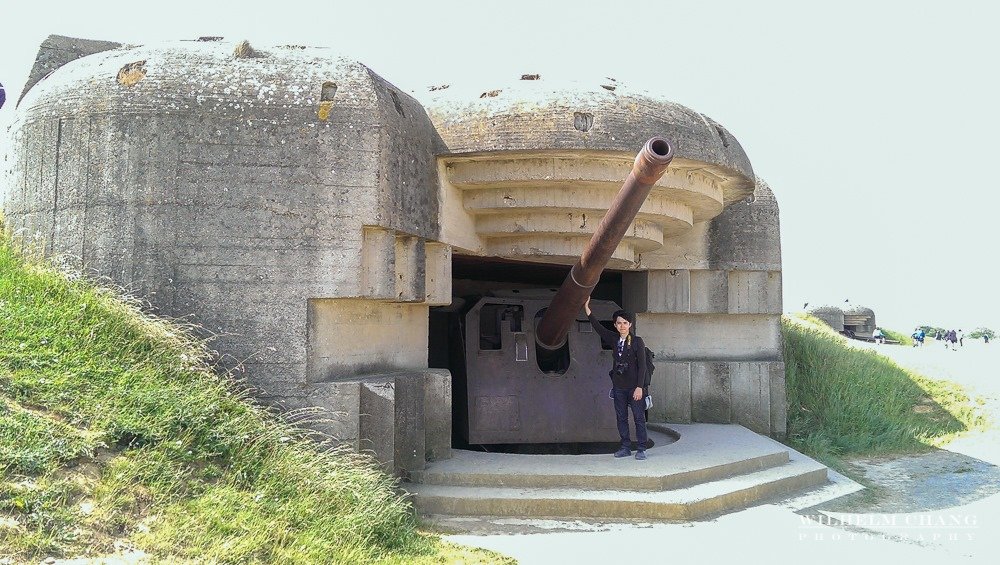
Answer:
[
  {"left": 406, "top": 451, "right": 828, "bottom": 521},
  {"left": 411, "top": 450, "right": 788, "bottom": 491},
  {"left": 410, "top": 424, "right": 793, "bottom": 492},
  {"left": 411, "top": 431, "right": 789, "bottom": 492}
]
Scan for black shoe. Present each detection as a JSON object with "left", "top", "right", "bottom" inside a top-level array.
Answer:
[{"left": 613, "top": 447, "right": 631, "bottom": 458}]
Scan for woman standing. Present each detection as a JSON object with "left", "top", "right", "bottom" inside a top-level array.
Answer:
[{"left": 584, "top": 297, "right": 649, "bottom": 460}]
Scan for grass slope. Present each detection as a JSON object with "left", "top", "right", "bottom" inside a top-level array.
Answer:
[
  {"left": 880, "top": 327, "right": 914, "bottom": 346},
  {"left": 782, "top": 313, "right": 987, "bottom": 470},
  {"left": 0, "top": 236, "right": 509, "bottom": 563}
]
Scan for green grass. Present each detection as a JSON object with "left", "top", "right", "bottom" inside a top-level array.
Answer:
[
  {"left": 782, "top": 313, "right": 988, "bottom": 473},
  {"left": 880, "top": 327, "right": 914, "bottom": 346},
  {"left": 0, "top": 233, "right": 511, "bottom": 563}
]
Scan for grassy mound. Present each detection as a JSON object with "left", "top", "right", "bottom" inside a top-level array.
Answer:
[
  {"left": 879, "top": 327, "right": 914, "bottom": 346},
  {"left": 782, "top": 313, "right": 987, "bottom": 467},
  {"left": 0, "top": 235, "right": 509, "bottom": 563}
]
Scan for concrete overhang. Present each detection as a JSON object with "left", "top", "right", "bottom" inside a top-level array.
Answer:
[{"left": 419, "top": 78, "right": 755, "bottom": 268}]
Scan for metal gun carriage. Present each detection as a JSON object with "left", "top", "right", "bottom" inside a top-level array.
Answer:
[{"left": 447, "top": 138, "right": 675, "bottom": 444}]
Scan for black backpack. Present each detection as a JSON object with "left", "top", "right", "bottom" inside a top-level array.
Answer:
[
  {"left": 643, "top": 346, "right": 655, "bottom": 391},
  {"left": 629, "top": 336, "right": 655, "bottom": 392}
]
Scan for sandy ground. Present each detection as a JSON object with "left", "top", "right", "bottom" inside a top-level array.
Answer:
[{"left": 446, "top": 340, "right": 1000, "bottom": 564}]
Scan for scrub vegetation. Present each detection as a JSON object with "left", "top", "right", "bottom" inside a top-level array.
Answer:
[
  {"left": 782, "top": 313, "right": 988, "bottom": 472},
  {"left": 0, "top": 232, "right": 510, "bottom": 563},
  {"left": 878, "top": 327, "right": 913, "bottom": 346}
]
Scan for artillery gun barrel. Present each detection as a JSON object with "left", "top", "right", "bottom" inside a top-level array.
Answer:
[{"left": 535, "top": 137, "right": 675, "bottom": 350}]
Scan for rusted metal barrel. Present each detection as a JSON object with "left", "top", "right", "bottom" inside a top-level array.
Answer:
[{"left": 536, "top": 137, "right": 675, "bottom": 350}]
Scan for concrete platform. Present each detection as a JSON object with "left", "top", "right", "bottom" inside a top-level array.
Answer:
[{"left": 404, "top": 423, "right": 832, "bottom": 521}]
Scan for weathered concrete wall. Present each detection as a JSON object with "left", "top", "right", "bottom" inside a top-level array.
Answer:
[
  {"left": 3, "top": 39, "right": 442, "bottom": 391},
  {"left": 2, "top": 37, "right": 452, "bottom": 470},
  {"left": 307, "top": 299, "right": 429, "bottom": 382},
  {"left": 622, "top": 179, "right": 785, "bottom": 436},
  {"left": 808, "top": 305, "right": 846, "bottom": 332},
  {"left": 708, "top": 178, "right": 782, "bottom": 272},
  {"left": 652, "top": 361, "right": 785, "bottom": 435},
  {"left": 636, "top": 314, "right": 782, "bottom": 360}
]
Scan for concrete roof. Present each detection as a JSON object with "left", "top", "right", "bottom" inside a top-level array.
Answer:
[
  {"left": 807, "top": 305, "right": 845, "bottom": 315},
  {"left": 418, "top": 76, "right": 754, "bottom": 200},
  {"left": 16, "top": 38, "right": 411, "bottom": 121},
  {"left": 844, "top": 305, "right": 876, "bottom": 316}
]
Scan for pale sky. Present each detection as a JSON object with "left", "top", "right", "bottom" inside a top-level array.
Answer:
[{"left": 2, "top": 0, "right": 998, "bottom": 334}]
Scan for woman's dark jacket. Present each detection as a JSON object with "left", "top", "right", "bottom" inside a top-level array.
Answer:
[{"left": 587, "top": 312, "right": 647, "bottom": 391}]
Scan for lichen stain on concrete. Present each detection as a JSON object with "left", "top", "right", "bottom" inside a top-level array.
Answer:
[
  {"left": 233, "top": 40, "right": 260, "bottom": 59},
  {"left": 318, "top": 100, "right": 334, "bottom": 121},
  {"left": 117, "top": 60, "right": 147, "bottom": 87}
]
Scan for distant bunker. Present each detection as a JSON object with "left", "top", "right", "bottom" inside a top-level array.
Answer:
[
  {"left": 843, "top": 306, "right": 877, "bottom": 339},
  {"left": 2, "top": 36, "right": 785, "bottom": 476},
  {"left": 807, "top": 305, "right": 846, "bottom": 333},
  {"left": 807, "top": 305, "right": 876, "bottom": 340}
]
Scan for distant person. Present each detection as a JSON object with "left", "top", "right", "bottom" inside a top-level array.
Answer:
[
  {"left": 935, "top": 331, "right": 942, "bottom": 341},
  {"left": 872, "top": 327, "right": 885, "bottom": 344},
  {"left": 584, "top": 297, "right": 649, "bottom": 461},
  {"left": 0, "top": 81, "right": 6, "bottom": 110},
  {"left": 985, "top": 334, "right": 991, "bottom": 344},
  {"left": 911, "top": 328, "right": 925, "bottom": 347},
  {"left": 959, "top": 329, "right": 965, "bottom": 347},
  {"left": 946, "top": 329, "right": 957, "bottom": 350}
]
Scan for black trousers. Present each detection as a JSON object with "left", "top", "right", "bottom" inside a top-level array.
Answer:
[{"left": 612, "top": 387, "right": 648, "bottom": 449}]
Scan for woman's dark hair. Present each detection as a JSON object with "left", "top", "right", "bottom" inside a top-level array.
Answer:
[{"left": 611, "top": 309, "right": 636, "bottom": 332}]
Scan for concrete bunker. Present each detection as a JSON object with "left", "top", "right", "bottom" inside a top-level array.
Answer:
[
  {"left": 843, "top": 305, "right": 877, "bottom": 339},
  {"left": 3, "top": 36, "right": 786, "bottom": 476},
  {"left": 808, "top": 305, "right": 846, "bottom": 333},
  {"left": 807, "top": 304, "right": 876, "bottom": 340}
]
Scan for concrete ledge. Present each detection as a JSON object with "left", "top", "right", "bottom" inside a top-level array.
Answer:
[
  {"left": 411, "top": 425, "right": 789, "bottom": 491},
  {"left": 265, "top": 369, "right": 454, "bottom": 477},
  {"left": 424, "top": 370, "right": 452, "bottom": 461},
  {"left": 405, "top": 424, "right": 832, "bottom": 521},
  {"left": 360, "top": 380, "right": 397, "bottom": 470},
  {"left": 359, "top": 373, "right": 428, "bottom": 477}
]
